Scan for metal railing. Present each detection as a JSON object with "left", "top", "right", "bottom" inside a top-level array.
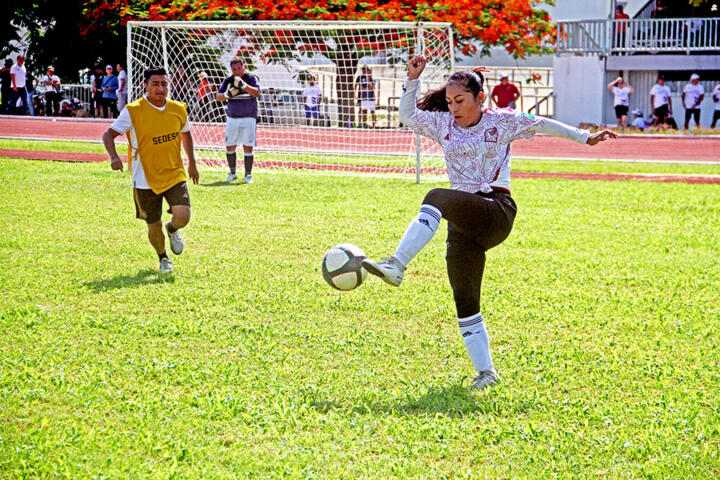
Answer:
[{"left": 557, "top": 17, "right": 720, "bottom": 55}]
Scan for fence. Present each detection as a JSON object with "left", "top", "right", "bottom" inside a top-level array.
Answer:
[{"left": 557, "top": 17, "right": 720, "bottom": 55}]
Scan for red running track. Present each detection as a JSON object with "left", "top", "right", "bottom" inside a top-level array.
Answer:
[
  {"left": 2, "top": 116, "right": 720, "bottom": 162},
  {"left": 3, "top": 148, "right": 719, "bottom": 185}
]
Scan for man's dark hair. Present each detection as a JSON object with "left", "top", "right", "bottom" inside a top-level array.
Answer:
[
  {"left": 230, "top": 57, "right": 245, "bottom": 67},
  {"left": 144, "top": 66, "right": 167, "bottom": 82}
]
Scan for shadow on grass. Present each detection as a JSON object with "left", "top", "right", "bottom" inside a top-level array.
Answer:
[
  {"left": 83, "top": 268, "right": 175, "bottom": 292},
  {"left": 310, "top": 381, "right": 532, "bottom": 418},
  {"left": 201, "top": 180, "right": 243, "bottom": 187}
]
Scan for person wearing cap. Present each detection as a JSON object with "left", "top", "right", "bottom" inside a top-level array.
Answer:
[
  {"left": 608, "top": 76, "right": 634, "bottom": 130},
  {"left": 682, "top": 73, "right": 704, "bottom": 130},
  {"left": 101, "top": 64, "right": 119, "bottom": 118},
  {"left": 711, "top": 82, "right": 720, "bottom": 129},
  {"left": 650, "top": 74, "right": 672, "bottom": 127},
  {"left": 631, "top": 109, "right": 651, "bottom": 130},
  {"left": 10, "top": 55, "right": 29, "bottom": 115},
  {"left": 42, "top": 66, "right": 62, "bottom": 117},
  {"left": 490, "top": 74, "right": 520, "bottom": 109}
]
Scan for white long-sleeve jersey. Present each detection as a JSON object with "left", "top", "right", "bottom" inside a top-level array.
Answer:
[{"left": 400, "top": 78, "right": 590, "bottom": 193}]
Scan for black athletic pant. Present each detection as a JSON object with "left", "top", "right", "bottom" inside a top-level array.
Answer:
[{"left": 422, "top": 187, "right": 517, "bottom": 319}]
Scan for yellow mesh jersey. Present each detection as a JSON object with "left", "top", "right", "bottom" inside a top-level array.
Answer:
[{"left": 126, "top": 97, "right": 188, "bottom": 194}]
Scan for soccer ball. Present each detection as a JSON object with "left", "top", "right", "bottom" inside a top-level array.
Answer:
[{"left": 321, "top": 243, "right": 368, "bottom": 291}]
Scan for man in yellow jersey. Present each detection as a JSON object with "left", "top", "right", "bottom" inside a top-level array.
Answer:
[{"left": 102, "top": 66, "right": 199, "bottom": 273}]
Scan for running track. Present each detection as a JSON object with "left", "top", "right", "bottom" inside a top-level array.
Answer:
[{"left": 2, "top": 116, "right": 719, "bottom": 184}]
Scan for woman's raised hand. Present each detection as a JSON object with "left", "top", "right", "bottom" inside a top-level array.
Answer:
[
  {"left": 408, "top": 55, "right": 427, "bottom": 81},
  {"left": 586, "top": 129, "right": 618, "bottom": 146}
]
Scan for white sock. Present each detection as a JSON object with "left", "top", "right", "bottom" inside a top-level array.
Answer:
[
  {"left": 393, "top": 204, "right": 441, "bottom": 267},
  {"left": 458, "top": 313, "right": 494, "bottom": 372}
]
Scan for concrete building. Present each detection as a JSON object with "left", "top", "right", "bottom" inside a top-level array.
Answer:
[{"left": 553, "top": 0, "right": 720, "bottom": 127}]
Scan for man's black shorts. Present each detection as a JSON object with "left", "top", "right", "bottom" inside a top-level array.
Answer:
[
  {"left": 133, "top": 181, "right": 190, "bottom": 224},
  {"left": 655, "top": 104, "right": 669, "bottom": 119},
  {"left": 614, "top": 105, "right": 629, "bottom": 119}
]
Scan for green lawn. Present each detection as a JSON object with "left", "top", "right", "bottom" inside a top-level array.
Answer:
[
  {"left": 2, "top": 138, "right": 720, "bottom": 177},
  {"left": 1, "top": 157, "right": 719, "bottom": 479}
]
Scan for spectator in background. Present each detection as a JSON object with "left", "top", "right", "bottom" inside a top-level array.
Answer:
[
  {"left": 90, "top": 66, "right": 104, "bottom": 117},
  {"left": 711, "top": 83, "right": 720, "bottom": 128},
  {"left": 196, "top": 71, "right": 213, "bottom": 122},
  {"left": 25, "top": 70, "right": 37, "bottom": 116},
  {"left": 652, "top": 0, "right": 669, "bottom": 18},
  {"left": 170, "top": 67, "right": 191, "bottom": 105},
  {"left": 631, "top": 109, "right": 651, "bottom": 130},
  {"left": 101, "top": 64, "right": 119, "bottom": 118},
  {"left": 42, "top": 66, "right": 62, "bottom": 117},
  {"left": 0, "top": 59, "right": 12, "bottom": 114},
  {"left": 303, "top": 77, "right": 322, "bottom": 127},
  {"left": 682, "top": 73, "right": 704, "bottom": 129},
  {"left": 357, "top": 65, "right": 377, "bottom": 127},
  {"left": 10, "top": 55, "right": 29, "bottom": 115},
  {"left": 116, "top": 63, "right": 128, "bottom": 111},
  {"left": 607, "top": 76, "right": 634, "bottom": 129},
  {"left": 614, "top": 5, "right": 630, "bottom": 50},
  {"left": 650, "top": 74, "right": 672, "bottom": 127},
  {"left": 490, "top": 74, "right": 520, "bottom": 109}
]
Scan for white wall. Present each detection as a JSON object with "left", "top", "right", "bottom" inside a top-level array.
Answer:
[
  {"left": 553, "top": 56, "right": 607, "bottom": 125},
  {"left": 545, "top": 0, "right": 648, "bottom": 20}
]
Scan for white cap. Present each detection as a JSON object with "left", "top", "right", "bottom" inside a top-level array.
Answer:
[
  {"left": 105, "top": 65, "right": 112, "bottom": 70},
  {"left": 499, "top": 73, "right": 509, "bottom": 79},
  {"left": 690, "top": 73, "right": 700, "bottom": 81},
  {"left": 198, "top": 71, "right": 207, "bottom": 78}
]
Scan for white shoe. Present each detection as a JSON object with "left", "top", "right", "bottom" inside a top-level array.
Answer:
[
  {"left": 361, "top": 256, "right": 404, "bottom": 287},
  {"left": 166, "top": 225, "right": 184, "bottom": 255},
  {"left": 225, "top": 173, "right": 238, "bottom": 182},
  {"left": 471, "top": 370, "right": 499, "bottom": 390},
  {"left": 244, "top": 174, "right": 253, "bottom": 184},
  {"left": 159, "top": 257, "right": 174, "bottom": 273}
]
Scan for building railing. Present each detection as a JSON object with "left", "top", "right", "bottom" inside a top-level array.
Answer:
[{"left": 557, "top": 17, "right": 720, "bottom": 55}]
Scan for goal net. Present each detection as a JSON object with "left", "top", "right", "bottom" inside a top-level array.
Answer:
[{"left": 127, "top": 21, "right": 453, "bottom": 180}]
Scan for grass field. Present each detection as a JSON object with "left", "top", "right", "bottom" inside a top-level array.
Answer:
[{"left": 1, "top": 154, "right": 719, "bottom": 478}]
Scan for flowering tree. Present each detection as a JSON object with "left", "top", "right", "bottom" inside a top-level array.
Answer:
[{"left": 81, "top": 0, "right": 555, "bottom": 123}]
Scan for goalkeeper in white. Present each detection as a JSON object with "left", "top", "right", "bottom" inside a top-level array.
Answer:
[
  {"left": 362, "top": 55, "right": 617, "bottom": 390},
  {"left": 216, "top": 57, "right": 261, "bottom": 183}
]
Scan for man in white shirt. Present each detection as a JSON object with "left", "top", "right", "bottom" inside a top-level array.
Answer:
[
  {"left": 303, "top": 78, "right": 323, "bottom": 127},
  {"left": 116, "top": 63, "right": 128, "bottom": 110},
  {"left": 650, "top": 74, "right": 672, "bottom": 127},
  {"left": 10, "top": 55, "right": 29, "bottom": 115},
  {"left": 711, "top": 84, "right": 720, "bottom": 129},
  {"left": 682, "top": 73, "right": 705, "bottom": 130},
  {"left": 42, "top": 66, "right": 62, "bottom": 117}
]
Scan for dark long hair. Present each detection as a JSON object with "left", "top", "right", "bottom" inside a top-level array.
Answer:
[{"left": 417, "top": 68, "right": 486, "bottom": 112}]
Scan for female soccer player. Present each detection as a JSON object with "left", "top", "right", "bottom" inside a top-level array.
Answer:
[{"left": 362, "top": 56, "right": 616, "bottom": 390}]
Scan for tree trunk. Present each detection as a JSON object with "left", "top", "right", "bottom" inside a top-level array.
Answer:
[{"left": 332, "top": 45, "right": 359, "bottom": 128}]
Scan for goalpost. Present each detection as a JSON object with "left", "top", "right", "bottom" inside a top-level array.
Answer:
[{"left": 127, "top": 21, "right": 454, "bottom": 181}]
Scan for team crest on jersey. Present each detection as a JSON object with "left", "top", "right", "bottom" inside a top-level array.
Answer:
[{"left": 484, "top": 127, "right": 498, "bottom": 143}]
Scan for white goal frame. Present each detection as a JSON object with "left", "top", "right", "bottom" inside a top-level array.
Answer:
[{"left": 127, "top": 20, "right": 454, "bottom": 182}]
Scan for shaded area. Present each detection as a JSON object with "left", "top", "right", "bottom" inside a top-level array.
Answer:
[{"left": 83, "top": 269, "right": 174, "bottom": 292}]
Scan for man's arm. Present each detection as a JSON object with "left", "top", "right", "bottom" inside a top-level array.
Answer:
[
  {"left": 650, "top": 94, "right": 655, "bottom": 114},
  {"left": 102, "top": 128, "right": 124, "bottom": 171},
  {"left": 43, "top": 76, "right": 52, "bottom": 87},
  {"left": 119, "top": 75, "right": 126, "bottom": 91},
  {"left": 10, "top": 72, "right": 16, "bottom": 90},
  {"left": 696, "top": 94, "right": 704, "bottom": 108},
  {"left": 181, "top": 131, "right": 199, "bottom": 184}
]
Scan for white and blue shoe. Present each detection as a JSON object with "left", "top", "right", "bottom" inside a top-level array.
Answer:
[{"left": 361, "top": 256, "right": 404, "bottom": 287}]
